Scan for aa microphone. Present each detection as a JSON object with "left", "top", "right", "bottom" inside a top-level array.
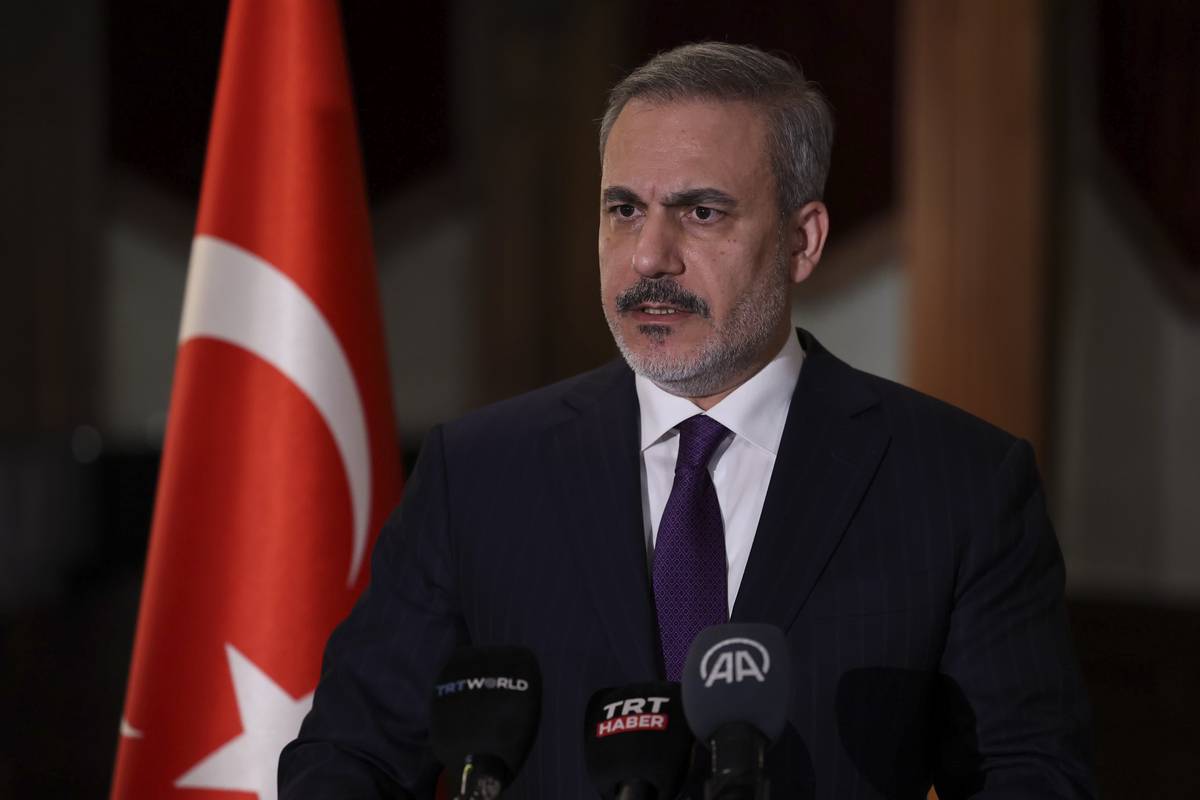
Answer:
[
  {"left": 583, "top": 681, "right": 694, "bottom": 800},
  {"left": 430, "top": 645, "right": 542, "bottom": 799},
  {"left": 681, "top": 624, "right": 790, "bottom": 800}
]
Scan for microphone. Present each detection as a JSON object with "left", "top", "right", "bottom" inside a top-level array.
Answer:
[
  {"left": 681, "top": 624, "right": 790, "bottom": 800},
  {"left": 430, "top": 645, "right": 542, "bottom": 799},
  {"left": 583, "top": 681, "right": 695, "bottom": 800}
]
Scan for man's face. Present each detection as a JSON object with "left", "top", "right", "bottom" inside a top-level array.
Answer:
[{"left": 598, "top": 99, "right": 795, "bottom": 400}]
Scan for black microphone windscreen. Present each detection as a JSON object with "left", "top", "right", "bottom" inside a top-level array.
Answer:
[
  {"left": 430, "top": 646, "right": 542, "bottom": 783},
  {"left": 681, "top": 623, "right": 790, "bottom": 743},
  {"left": 583, "top": 681, "right": 694, "bottom": 799}
]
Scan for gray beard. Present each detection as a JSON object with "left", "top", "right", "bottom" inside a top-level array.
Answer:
[{"left": 604, "top": 257, "right": 791, "bottom": 399}]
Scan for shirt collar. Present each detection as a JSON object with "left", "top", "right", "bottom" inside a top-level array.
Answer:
[{"left": 635, "top": 330, "right": 805, "bottom": 455}]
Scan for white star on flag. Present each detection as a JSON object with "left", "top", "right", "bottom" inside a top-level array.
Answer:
[{"left": 175, "top": 644, "right": 313, "bottom": 800}]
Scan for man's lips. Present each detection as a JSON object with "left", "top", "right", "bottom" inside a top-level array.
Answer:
[
  {"left": 613, "top": 278, "right": 709, "bottom": 320},
  {"left": 629, "top": 303, "right": 695, "bottom": 323}
]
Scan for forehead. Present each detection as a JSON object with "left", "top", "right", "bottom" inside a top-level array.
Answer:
[{"left": 601, "top": 98, "right": 772, "bottom": 196}]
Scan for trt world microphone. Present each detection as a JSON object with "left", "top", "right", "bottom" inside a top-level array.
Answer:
[
  {"left": 583, "top": 681, "right": 694, "bottom": 800},
  {"left": 430, "top": 646, "right": 542, "bottom": 800},
  {"left": 681, "top": 624, "right": 790, "bottom": 800}
]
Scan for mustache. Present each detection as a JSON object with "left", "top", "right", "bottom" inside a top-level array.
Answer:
[{"left": 614, "top": 279, "right": 710, "bottom": 318}]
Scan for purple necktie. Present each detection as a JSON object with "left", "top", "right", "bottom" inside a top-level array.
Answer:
[{"left": 652, "top": 414, "right": 731, "bottom": 680}]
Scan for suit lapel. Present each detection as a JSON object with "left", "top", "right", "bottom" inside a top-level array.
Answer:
[
  {"left": 542, "top": 362, "right": 660, "bottom": 680},
  {"left": 540, "top": 331, "right": 889, "bottom": 672},
  {"left": 731, "top": 330, "right": 891, "bottom": 631}
]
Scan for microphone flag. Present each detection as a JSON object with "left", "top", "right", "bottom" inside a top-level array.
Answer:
[{"left": 110, "top": 3, "right": 402, "bottom": 799}]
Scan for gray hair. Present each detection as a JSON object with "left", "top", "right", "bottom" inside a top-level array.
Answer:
[{"left": 599, "top": 42, "right": 834, "bottom": 213}]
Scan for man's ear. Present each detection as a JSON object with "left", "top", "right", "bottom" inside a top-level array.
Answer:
[{"left": 785, "top": 201, "right": 830, "bottom": 284}]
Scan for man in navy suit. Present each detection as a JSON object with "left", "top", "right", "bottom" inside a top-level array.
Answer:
[{"left": 281, "top": 43, "right": 1095, "bottom": 798}]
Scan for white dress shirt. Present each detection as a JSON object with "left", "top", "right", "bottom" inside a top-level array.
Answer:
[{"left": 635, "top": 330, "right": 805, "bottom": 612}]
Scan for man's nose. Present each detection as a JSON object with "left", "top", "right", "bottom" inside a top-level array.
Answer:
[{"left": 631, "top": 211, "right": 682, "bottom": 278}]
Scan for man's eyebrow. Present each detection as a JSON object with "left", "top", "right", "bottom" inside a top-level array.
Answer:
[
  {"left": 661, "top": 187, "right": 737, "bottom": 208},
  {"left": 602, "top": 186, "right": 643, "bottom": 205},
  {"left": 601, "top": 186, "right": 738, "bottom": 209}
]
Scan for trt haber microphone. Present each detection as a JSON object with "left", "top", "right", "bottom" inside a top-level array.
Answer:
[
  {"left": 681, "top": 624, "right": 791, "bottom": 800},
  {"left": 430, "top": 646, "right": 542, "bottom": 799},
  {"left": 583, "top": 681, "right": 695, "bottom": 800}
]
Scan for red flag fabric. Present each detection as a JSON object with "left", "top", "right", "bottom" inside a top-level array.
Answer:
[{"left": 111, "top": 2, "right": 402, "bottom": 799}]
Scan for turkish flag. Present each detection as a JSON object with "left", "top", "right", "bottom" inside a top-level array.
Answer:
[{"left": 110, "top": 3, "right": 402, "bottom": 799}]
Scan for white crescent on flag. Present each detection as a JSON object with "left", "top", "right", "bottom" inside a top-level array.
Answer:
[{"left": 178, "top": 234, "right": 372, "bottom": 586}]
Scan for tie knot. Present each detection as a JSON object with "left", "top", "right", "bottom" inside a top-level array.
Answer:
[{"left": 675, "top": 414, "right": 730, "bottom": 470}]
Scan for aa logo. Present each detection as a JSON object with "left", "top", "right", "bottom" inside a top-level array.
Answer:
[{"left": 699, "top": 637, "right": 770, "bottom": 687}]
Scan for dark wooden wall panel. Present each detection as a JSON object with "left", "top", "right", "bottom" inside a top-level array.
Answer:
[
  {"left": 1098, "top": 0, "right": 1200, "bottom": 305},
  {"left": 902, "top": 0, "right": 1048, "bottom": 453}
]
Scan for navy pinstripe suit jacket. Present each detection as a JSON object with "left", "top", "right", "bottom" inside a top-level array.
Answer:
[{"left": 280, "top": 330, "right": 1096, "bottom": 799}]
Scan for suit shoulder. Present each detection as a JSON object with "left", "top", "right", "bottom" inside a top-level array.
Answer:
[
  {"left": 853, "top": 368, "right": 1025, "bottom": 468},
  {"left": 800, "top": 330, "right": 1023, "bottom": 468},
  {"left": 439, "top": 359, "right": 628, "bottom": 449}
]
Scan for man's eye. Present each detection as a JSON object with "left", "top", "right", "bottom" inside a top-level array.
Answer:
[
  {"left": 615, "top": 204, "right": 637, "bottom": 218},
  {"left": 693, "top": 206, "right": 720, "bottom": 222}
]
